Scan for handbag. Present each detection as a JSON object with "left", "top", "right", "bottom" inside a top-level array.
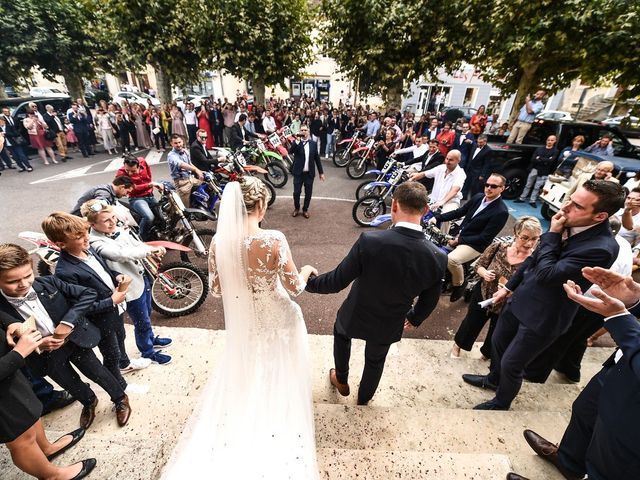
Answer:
[
  {"left": 152, "top": 127, "right": 161, "bottom": 135},
  {"left": 44, "top": 129, "right": 57, "bottom": 141}
]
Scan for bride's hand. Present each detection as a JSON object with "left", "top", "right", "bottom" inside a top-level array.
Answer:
[{"left": 300, "top": 265, "right": 318, "bottom": 281}]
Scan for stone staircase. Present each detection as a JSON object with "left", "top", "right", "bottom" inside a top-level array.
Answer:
[{"left": 0, "top": 326, "right": 612, "bottom": 479}]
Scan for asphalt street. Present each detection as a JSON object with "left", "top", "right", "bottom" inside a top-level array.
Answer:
[{"left": 0, "top": 148, "right": 613, "bottom": 347}]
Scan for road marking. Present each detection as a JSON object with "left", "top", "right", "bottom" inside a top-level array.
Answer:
[{"left": 273, "top": 195, "right": 356, "bottom": 203}]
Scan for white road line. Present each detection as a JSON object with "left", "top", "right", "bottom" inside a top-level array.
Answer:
[{"left": 273, "top": 195, "right": 356, "bottom": 203}]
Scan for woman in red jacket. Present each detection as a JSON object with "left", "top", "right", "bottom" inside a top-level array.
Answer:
[
  {"left": 470, "top": 105, "right": 488, "bottom": 139},
  {"left": 436, "top": 121, "right": 456, "bottom": 155}
]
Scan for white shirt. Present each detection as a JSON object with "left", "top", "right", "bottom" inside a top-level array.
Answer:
[
  {"left": 263, "top": 116, "right": 276, "bottom": 133},
  {"left": 472, "top": 146, "right": 483, "bottom": 159},
  {"left": 472, "top": 195, "right": 500, "bottom": 217},
  {"left": 184, "top": 110, "right": 197, "bottom": 125},
  {"left": 424, "top": 164, "right": 466, "bottom": 203},
  {"left": 394, "top": 221, "right": 422, "bottom": 232},
  {"left": 584, "top": 235, "right": 633, "bottom": 298},
  {"left": 234, "top": 111, "right": 246, "bottom": 123},
  {"left": 74, "top": 252, "right": 127, "bottom": 313},
  {"left": 1, "top": 288, "right": 62, "bottom": 336},
  {"left": 301, "top": 140, "right": 310, "bottom": 172},
  {"left": 395, "top": 143, "right": 428, "bottom": 159},
  {"left": 615, "top": 207, "right": 640, "bottom": 244}
]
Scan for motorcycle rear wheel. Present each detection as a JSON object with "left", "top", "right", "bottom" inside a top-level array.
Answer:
[
  {"left": 346, "top": 156, "right": 368, "bottom": 179},
  {"left": 151, "top": 262, "right": 208, "bottom": 317},
  {"left": 352, "top": 195, "right": 387, "bottom": 227},
  {"left": 264, "top": 162, "right": 288, "bottom": 188},
  {"left": 264, "top": 180, "right": 276, "bottom": 207},
  {"left": 180, "top": 228, "right": 215, "bottom": 272}
]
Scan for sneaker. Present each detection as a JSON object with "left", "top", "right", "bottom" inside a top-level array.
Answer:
[
  {"left": 153, "top": 336, "right": 173, "bottom": 349},
  {"left": 149, "top": 352, "right": 172, "bottom": 365},
  {"left": 120, "top": 357, "right": 152, "bottom": 374}
]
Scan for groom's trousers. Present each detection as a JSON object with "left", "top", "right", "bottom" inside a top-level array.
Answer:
[{"left": 333, "top": 324, "right": 391, "bottom": 404}]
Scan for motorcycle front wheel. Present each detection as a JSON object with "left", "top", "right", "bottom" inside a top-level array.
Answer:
[
  {"left": 333, "top": 147, "right": 351, "bottom": 167},
  {"left": 264, "top": 179, "right": 277, "bottom": 207},
  {"left": 264, "top": 162, "right": 288, "bottom": 188},
  {"left": 355, "top": 180, "right": 384, "bottom": 199},
  {"left": 180, "top": 228, "right": 215, "bottom": 271},
  {"left": 346, "top": 155, "right": 368, "bottom": 179},
  {"left": 352, "top": 195, "right": 387, "bottom": 227},
  {"left": 151, "top": 262, "right": 208, "bottom": 317}
]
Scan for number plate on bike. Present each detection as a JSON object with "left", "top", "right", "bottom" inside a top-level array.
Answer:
[
  {"left": 268, "top": 133, "right": 281, "bottom": 147},
  {"left": 283, "top": 126, "right": 292, "bottom": 137},
  {"left": 256, "top": 140, "right": 266, "bottom": 152},
  {"left": 390, "top": 169, "right": 402, "bottom": 182},
  {"left": 383, "top": 159, "right": 392, "bottom": 170},
  {"left": 366, "top": 138, "right": 375, "bottom": 148}
]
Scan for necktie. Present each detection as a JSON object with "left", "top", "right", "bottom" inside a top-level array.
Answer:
[{"left": 6, "top": 290, "right": 38, "bottom": 308}]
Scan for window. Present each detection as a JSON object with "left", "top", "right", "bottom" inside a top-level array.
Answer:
[
  {"left": 462, "top": 88, "right": 477, "bottom": 107},
  {"left": 599, "top": 129, "right": 625, "bottom": 156},
  {"left": 523, "top": 121, "right": 557, "bottom": 144}
]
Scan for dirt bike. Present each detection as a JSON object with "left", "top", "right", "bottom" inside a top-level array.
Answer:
[
  {"left": 240, "top": 140, "right": 289, "bottom": 188},
  {"left": 333, "top": 130, "right": 363, "bottom": 167},
  {"left": 346, "top": 137, "right": 378, "bottom": 179},
  {"left": 352, "top": 164, "right": 410, "bottom": 226},
  {"left": 18, "top": 231, "right": 208, "bottom": 317},
  {"left": 354, "top": 158, "right": 403, "bottom": 199},
  {"left": 265, "top": 127, "right": 294, "bottom": 171}
]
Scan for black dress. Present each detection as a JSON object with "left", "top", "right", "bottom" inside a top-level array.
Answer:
[{"left": 0, "top": 326, "right": 42, "bottom": 443}]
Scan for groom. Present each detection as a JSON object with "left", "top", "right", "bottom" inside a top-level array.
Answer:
[
  {"left": 289, "top": 125, "right": 325, "bottom": 219},
  {"left": 306, "top": 182, "right": 447, "bottom": 405}
]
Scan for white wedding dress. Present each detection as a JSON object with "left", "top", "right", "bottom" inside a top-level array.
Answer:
[{"left": 162, "top": 182, "right": 319, "bottom": 479}]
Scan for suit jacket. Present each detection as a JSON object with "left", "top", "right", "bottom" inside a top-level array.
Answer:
[
  {"left": 68, "top": 111, "right": 90, "bottom": 134},
  {"left": 0, "top": 276, "right": 100, "bottom": 349},
  {"left": 43, "top": 112, "right": 63, "bottom": 133},
  {"left": 436, "top": 193, "right": 509, "bottom": 252},
  {"left": 190, "top": 140, "right": 218, "bottom": 171},
  {"left": 306, "top": 226, "right": 447, "bottom": 344},
  {"left": 464, "top": 144, "right": 493, "bottom": 178},
  {"left": 289, "top": 139, "right": 324, "bottom": 177},
  {"left": 2, "top": 115, "right": 23, "bottom": 142},
  {"left": 505, "top": 220, "right": 618, "bottom": 337},
  {"left": 455, "top": 132, "right": 474, "bottom": 165},
  {"left": 229, "top": 122, "right": 258, "bottom": 150},
  {"left": 55, "top": 248, "right": 123, "bottom": 328}
]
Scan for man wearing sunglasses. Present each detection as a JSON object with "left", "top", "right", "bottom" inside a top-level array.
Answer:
[
  {"left": 430, "top": 173, "right": 509, "bottom": 302},
  {"left": 189, "top": 129, "right": 219, "bottom": 172}
]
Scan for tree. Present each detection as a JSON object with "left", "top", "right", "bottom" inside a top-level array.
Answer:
[
  {"left": 320, "top": 0, "right": 464, "bottom": 109},
  {"left": 202, "top": 0, "right": 314, "bottom": 105},
  {"left": 458, "top": 0, "right": 640, "bottom": 122}
]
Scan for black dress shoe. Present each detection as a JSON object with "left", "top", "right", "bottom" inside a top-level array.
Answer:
[
  {"left": 513, "top": 199, "right": 524, "bottom": 203},
  {"left": 529, "top": 202, "right": 537, "bottom": 208},
  {"left": 450, "top": 282, "right": 467, "bottom": 302},
  {"left": 462, "top": 374, "right": 497, "bottom": 391},
  {"left": 506, "top": 473, "right": 530, "bottom": 480},
  {"left": 46, "top": 428, "right": 86, "bottom": 461},
  {"left": 42, "top": 390, "right": 76, "bottom": 415},
  {"left": 79, "top": 397, "right": 98, "bottom": 429},
  {"left": 473, "top": 399, "right": 508, "bottom": 410},
  {"left": 70, "top": 458, "right": 97, "bottom": 480},
  {"left": 523, "top": 430, "right": 582, "bottom": 479}
]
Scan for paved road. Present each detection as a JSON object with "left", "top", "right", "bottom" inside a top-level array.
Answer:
[{"left": 0, "top": 148, "right": 611, "bottom": 346}]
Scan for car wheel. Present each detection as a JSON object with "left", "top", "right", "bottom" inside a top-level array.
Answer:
[
  {"left": 540, "top": 202, "right": 554, "bottom": 220},
  {"left": 502, "top": 169, "right": 527, "bottom": 200}
]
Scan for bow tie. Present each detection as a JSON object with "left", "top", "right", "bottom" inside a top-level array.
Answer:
[
  {"left": 107, "top": 232, "right": 120, "bottom": 240},
  {"left": 6, "top": 291, "right": 38, "bottom": 308}
]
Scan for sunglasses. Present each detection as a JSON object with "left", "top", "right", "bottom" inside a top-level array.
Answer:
[
  {"left": 485, "top": 183, "right": 503, "bottom": 189},
  {"left": 199, "top": 135, "right": 208, "bottom": 139},
  {"left": 89, "top": 200, "right": 110, "bottom": 212}
]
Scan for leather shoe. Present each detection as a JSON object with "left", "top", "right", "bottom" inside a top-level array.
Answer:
[
  {"left": 329, "top": 368, "right": 350, "bottom": 396},
  {"left": 450, "top": 282, "right": 467, "bottom": 302},
  {"left": 473, "top": 399, "right": 508, "bottom": 410},
  {"left": 115, "top": 394, "right": 132, "bottom": 426},
  {"left": 46, "top": 428, "right": 85, "bottom": 461},
  {"left": 70, "top": 458, "right": 97, "bottom": 480},
  {"left": 42, "top": 390, "right": 76, "bottom": 415},
  {"left": 303, "top": 211, "right": 310, "bottom": 219},
  {"left": 506, "top": 474, "right": 530, "bottom": 480},
  {"left": 523, "top": 430, "right": 582, "bottom": 479},
  {"left": 79, "top": 397, "right": 98, "bottom": 429},
  {"left": 292, "top": 210, "right": 300, "bottom": 217},
  {"left": 462, "top": 374, "right": 498, "bottom": 391}
]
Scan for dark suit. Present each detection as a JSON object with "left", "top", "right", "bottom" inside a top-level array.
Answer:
[
  {"left": 190, "top": 140, "right": 218, "bottom": 171},
  {"left": 557, "top": 312, "right": 640, "bottom": 479},
  {"left": 229, "top": 122, "right": 258, "bottom": 150},
  {"left": 487, "top": 221, "right": 618, "bottom": 408},
  {"left": 455, "top": 132, "right": 474, "bottom": 166},
  {"left": 68, "top": 110, "right": 91, "bottom": 157},
  {"left": 0, "top": 277, "right": 125, "bottom": 408},
  {"left": 436, "top": 193, "right": 509, "bottom": 253},
  {"left": 55, "top": 248, "right": 129, "bottom": 388},
  {"left": 462, "top": 144, "right": 493, "bottom": 198},
  {"left": 43, "top": 112, "right": 63, "bottom": 134},
  {"left": 289, "top": 138, "right": 324, "bottom": 212},
  {"left": 1, "top": 114, "right": 31, "bottom": 169},
  {"left": 209, "top": 109, "right": 224, "bottom": 147},
  {"left": 306, "top": 226, "right": 447, "bottom": 403},
  {"left": 407, "top": 150, "right": 444, "bottom": 191}
]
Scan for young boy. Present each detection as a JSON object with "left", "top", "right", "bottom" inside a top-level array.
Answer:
[
  {"left": 81, "top": 199, "right": 172, "bottom": 365},
  {"left": 0, "top": 243, "right": 131, "bottom": 429},
  {"left": 41, "top": 212, "right": 149, "bottom": 389}
]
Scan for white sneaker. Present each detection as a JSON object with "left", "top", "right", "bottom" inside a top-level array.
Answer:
[{"left": 120, "top": 357, "right": 152, "bottom": 374}]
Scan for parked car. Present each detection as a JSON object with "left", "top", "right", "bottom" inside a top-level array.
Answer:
[
  {"left": 602, "top": 115, "right": 640, "bottom": 128},
  {"left": 441, "top": 106, "right": 478, "bottom": 123},
  {"left": 486, "top": 118, "right": 640, "bottom": 199},
  {"left": 0, "top": 96, "right": 72, "bottom": 147},
  {"left": 29, "top": 87, "right": 68, "bottom": 98},
  {"left": 4, "top": 85, "right": 24, "bottom": 98},
  {"left": 175, "top": 94, "right": 209, "bottom": 110},
  {"left": 536, "top": 110, "right": 573, "bottom": 121},
  {"left": 113, "top": 91, "right": 161, "bottom": 107},
  {"left": 539, "top": 151, "right": 640, "bottom": 219}
]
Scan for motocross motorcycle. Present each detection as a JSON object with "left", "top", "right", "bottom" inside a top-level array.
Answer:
[
  {"left": 240, "top": 140, "right": 289, "bottom": 188},
  {"left": 352, "top": 163, "right": 410, "bottom": 226},
  {"left": 18, "top": 231, "right": 208, "bottom": 317},
  {"left": 346, "top": 137, "right": 378, "bottom": 179},
  {"left": 333, "top": 130, "right": 363, "bottom": 167},
  {"left": 354, "top": 158, "right": 404, "bottom": 200}
]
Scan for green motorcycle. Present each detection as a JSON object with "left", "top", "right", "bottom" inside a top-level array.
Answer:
[{"left": 240, "top": 140, "right": 289, "bottom": 188}]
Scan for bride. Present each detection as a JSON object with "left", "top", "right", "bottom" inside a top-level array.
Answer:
[{"left": 162, "top": 177, "right": 319, "bottom": 478}]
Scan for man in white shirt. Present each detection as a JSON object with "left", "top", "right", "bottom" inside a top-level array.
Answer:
[
  {"left": 262, "top": 110, "right": 277, "bottom": 135},
  {"left": 410, "top": 149, "right": 467, "bottom": 234},
  {"left": 617, "top": 187, "right": 640, "bottom": 246},
  {"left": 184, "top": 102, "right": 198, "bottom": 145}
]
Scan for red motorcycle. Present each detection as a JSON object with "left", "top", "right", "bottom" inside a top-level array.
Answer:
[
  {"left": 346, "top": 137, "right": 378, "bottom": 179},
  {"left": 333, "top": 130, "right": 364, "bottom": 167}
]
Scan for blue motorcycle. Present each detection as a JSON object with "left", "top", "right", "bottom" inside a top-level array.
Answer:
[{"left": 354, "top": 158, "right": 403, "bottom": 200}]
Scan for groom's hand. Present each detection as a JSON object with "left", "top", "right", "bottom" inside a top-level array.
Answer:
[{"left": 403, "top": 319, "right": 415, "bottom": 331}]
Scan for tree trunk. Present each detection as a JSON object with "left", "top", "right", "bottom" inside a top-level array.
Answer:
[
  {"left": 62, "top": 71, "right": 85, "bottom": 101},
  {"left": 508, "top": 63, "right": 539, "bottom": 125},
  {"left": 384, "top": 77, "right": 404, "bottom": 112},
  {"left": 253, "top": 78, "right": 266, "bottom": 106},
  {"left": 155, "top": 67, "right": 173, "bottom": 104},
  {"left": 0, "top": 82, "right": 7, "bottom": 100}
]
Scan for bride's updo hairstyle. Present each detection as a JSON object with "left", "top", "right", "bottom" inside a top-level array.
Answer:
[{"left": 239, "top": 176, "right": 271, "bottom": 212}]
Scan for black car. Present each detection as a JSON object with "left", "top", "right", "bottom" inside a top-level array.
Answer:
[
  {"left": 0, "top": 96, "right": 72, "bottom": 146},
  {"left": 487, "top": 118, "right": 640, "bottom": 198}
]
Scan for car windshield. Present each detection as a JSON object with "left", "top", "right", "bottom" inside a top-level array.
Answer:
[{"left": 138, "top": 93, "right": 152, "bottom": 99}]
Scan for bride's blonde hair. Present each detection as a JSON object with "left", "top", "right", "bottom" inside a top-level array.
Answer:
[{"left": 240, "top": 177, "right": 271, "bottom": 212}]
